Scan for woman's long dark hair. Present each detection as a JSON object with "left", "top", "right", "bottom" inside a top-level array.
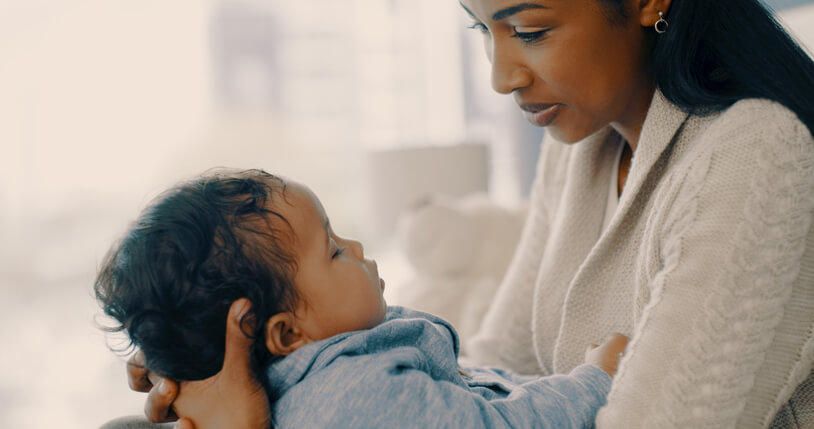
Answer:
[{"left": 607, "top": 0, "right": 814, "bottom": 135}]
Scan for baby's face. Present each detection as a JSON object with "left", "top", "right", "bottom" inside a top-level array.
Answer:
[{"left": 275, "top": 181, "right": 387, "bottom": 341}]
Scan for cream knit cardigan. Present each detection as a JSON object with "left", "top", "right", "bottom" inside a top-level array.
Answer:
[{"left": 467, "top": 90, "right": 814, "bottom": 428}]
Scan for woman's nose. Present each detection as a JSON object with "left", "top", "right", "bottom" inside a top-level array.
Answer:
[{"left": 489, "top": 43, "right": 533, "bottom": 94}]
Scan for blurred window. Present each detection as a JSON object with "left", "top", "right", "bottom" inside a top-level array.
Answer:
[{"left": 212, "top": 0, "right": 467, "bottom": 149}]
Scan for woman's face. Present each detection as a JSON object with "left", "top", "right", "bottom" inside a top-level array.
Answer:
[{"left": 461, "top": 0, "right": 655, "bottom": 143}]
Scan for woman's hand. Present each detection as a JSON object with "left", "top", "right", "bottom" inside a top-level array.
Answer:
[
  {"left": 170, "top": 298, "right": 271, "bottom": 429},
  {"left": 127, "top": 350, "right": 180, "bottom": 423},
  {"left": 126, "top": 299, "right": 272, "bottom": 429},
  {"left": 585, "top": 333, "right": 629, "bottom": 377}
]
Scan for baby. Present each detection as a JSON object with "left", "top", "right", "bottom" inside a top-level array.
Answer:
[{"left": 96, "top": 169, "right": 627, "bottom": 428}]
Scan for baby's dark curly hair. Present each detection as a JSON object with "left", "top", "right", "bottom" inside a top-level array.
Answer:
[{"left": 95, "top": 169, "right": 299, "bottom": 382}]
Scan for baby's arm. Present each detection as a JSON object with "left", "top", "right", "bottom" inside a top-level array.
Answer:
[
  {"left": 277, "top": 334, "right": 627, "bottom": 428},
  {"left": 464, "top": 333, "right": 627, "bottom": 387}
]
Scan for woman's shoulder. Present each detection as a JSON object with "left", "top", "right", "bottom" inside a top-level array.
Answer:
[
  {"left": 724, "top": 97, "right": 801, "bottom": 121},
  {"left": 671, "top": 98, "right": 814, "bottom": 182},
  {"left": 656, "top": 98, "right": 814, "bottom": 226},
  {"left": 702, "top": 98, "right": 812, "bottom": 146},
  {"left": 650, "top": 97, "right": 814, "bottom": 227}
]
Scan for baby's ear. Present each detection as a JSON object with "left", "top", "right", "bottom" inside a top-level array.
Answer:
[{"left": 265, "top": 313, "right": 310, "bottom": 356}]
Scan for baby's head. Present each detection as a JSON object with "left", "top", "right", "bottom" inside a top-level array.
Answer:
[{"left": 95, "top": 169, "right": 387, "bottom": 382}]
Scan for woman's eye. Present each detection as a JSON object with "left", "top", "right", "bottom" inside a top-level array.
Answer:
[
  {"left": 467, "top": 22, "right": 489, "bottom": 35},
  {"left": 512, "top": 26, "right": 549, "bottom": 44},
  {"left": 332, "top": 247, "right": 345, "bottom": 259}
]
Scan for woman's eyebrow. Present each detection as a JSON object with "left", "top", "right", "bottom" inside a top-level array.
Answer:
[
  {"left": 492, "top": 3, "right": 547, "bottom": 20},
  {"left": 460, "top": 2, "right": 548, "bottom": 21}
]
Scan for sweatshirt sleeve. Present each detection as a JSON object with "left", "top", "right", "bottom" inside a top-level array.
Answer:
[
  {"left": 276, "top": 362, "right": 611, "bottom": 429},
  {"left": 597, "top": 102, "right": 814, "bottom": 428}
]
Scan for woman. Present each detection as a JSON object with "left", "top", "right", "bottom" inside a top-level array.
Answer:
[
  {"left": 460, "top": 0, "right": 814, "bottom": 427},
  {"left": 113, "top": 0, "right": 814, "bottom": 427}
]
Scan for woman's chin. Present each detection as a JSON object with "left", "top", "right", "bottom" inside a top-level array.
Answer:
[
  {"left": 543, "top": 120, "right": 601, "bottom": 144},
  {"left": 546, "top": 126, "right": 583, "bottom": 144}
]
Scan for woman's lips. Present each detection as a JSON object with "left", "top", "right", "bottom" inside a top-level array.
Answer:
[{"left": 521, "top": 104, "right": 561, "bottom": 127}]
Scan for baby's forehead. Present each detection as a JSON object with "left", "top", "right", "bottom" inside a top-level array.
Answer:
[
  {"left": 279, "top": 182, "right": 323, "bottom": 213},
  {"left": 269, "top": 181, "right": 327, "bottom": 236}
]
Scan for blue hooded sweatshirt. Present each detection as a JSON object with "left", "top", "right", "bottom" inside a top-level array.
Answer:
[{"left": 266, "top": 307, "right": 611, "bottom": 428}]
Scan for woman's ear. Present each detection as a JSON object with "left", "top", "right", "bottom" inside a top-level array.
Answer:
[
  {"left": 636, "top": 0, "right": 673, "bottom": 28},
  {"left": 265, "top": 312, "right": 311, "bottom": 356}
]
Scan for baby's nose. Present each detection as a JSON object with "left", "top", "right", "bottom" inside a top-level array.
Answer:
[{"left": 348, "top": 239, "right": 364, "bottom": 259}]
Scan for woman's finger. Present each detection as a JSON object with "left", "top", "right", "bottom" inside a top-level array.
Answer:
[
  {"left": 220, "top": 298, "right": 255, "bottom": 377},
  {"left": 174, "top": 417, "right": 196, "bottom": 429},
  {"left": 127, "top": 348, "right": 182, "bottom": 422},
  {"left": 144, "top": 378, "right": 180, "bottom": 423},
  {"left": 127, "top": 350, "right": 152, "bottom": 392}
]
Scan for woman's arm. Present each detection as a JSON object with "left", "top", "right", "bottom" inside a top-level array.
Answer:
[
  {"left": 597, "top": 102, "right": 814, "bottom": 428},
  {"left": 466, "top": 136, "right": 562, "bottom": 375}
]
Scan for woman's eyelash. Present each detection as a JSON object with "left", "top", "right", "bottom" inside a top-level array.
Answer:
[
  {"left": 512, "top": 28, "right": 550, "bottom": 44},
  {"left": 332, "top": 247, "right": 345, "bottom": 259},
  {"left": 467, "top": 22, "right": 489, "bottom": 34},
  {"left": 466, "top": 22, "right": 549, "bottom": 44}
]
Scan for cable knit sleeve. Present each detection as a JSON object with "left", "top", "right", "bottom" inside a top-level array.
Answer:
[
  {"left": 596, "top": 101, "right": 814, "bottom": 428},
  {"left": 466, "top": 134, "right": 565, "bottom": 375}
]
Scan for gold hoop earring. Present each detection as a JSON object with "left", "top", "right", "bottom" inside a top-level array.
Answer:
[{"left": 654, "top": 10, "right": 669, "bottom": 34}]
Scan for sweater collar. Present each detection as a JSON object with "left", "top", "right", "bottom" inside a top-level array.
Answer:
[
  {"left": 550, "top": 89, "right": 690, "bottom": 371},
  {"left": 621, "top": 89, "right": 689, "bottom": 203},
  {"left": 598, "top": 89, "right": 689, "bottom": 239},
  {"left": 546, "top": 89, "right": 688, "bottom": 251}
]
